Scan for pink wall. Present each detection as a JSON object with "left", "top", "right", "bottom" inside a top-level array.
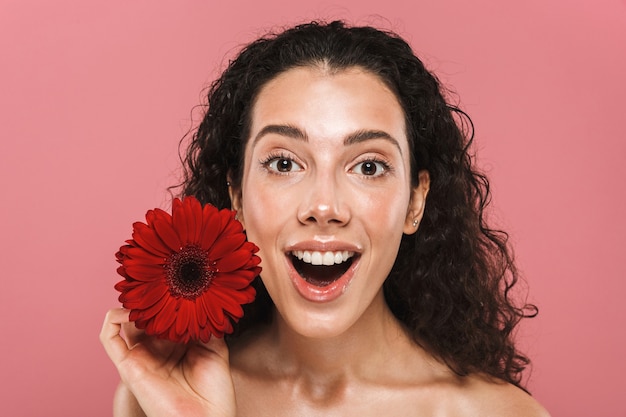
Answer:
[{"left": 1, "top": 0, "right": 624, "bottom": 415}]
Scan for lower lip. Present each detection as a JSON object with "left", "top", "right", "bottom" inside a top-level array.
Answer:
[{"left": 287, "top": 257, "right": 359, "bottom": 303}]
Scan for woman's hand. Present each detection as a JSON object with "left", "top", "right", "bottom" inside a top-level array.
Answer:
[{"left": 100, "top": 308, "right": 237, "bottom": 417}]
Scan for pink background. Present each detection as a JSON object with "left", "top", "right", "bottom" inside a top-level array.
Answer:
[{"left": 1, "top": 0, "right": 624, "bottom": 415}]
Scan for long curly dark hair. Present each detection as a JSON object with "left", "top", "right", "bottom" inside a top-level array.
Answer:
[{"left": 178, "top": 20, "right": 537, "bottom": 390}]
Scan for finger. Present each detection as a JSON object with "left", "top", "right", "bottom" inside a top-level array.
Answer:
[
  {"left": 185, "top": 336, "right": 231, "bottom": 378},
  {"left": 121, "top": 319, "right": 145, "bottom": 344},
  {"left": 196, "top": 335, "right": 230, "bottom": 362},
  {"left": 184, "top": 336, "right": 232, "bottom": 387},
  {"left": 184, "top": 337, "right": 235, "bottom": 403},
  {"left": 123, "top": 324, "right": 182, "bottom": 361},
  {"left": 100, "top": 308, "right": 132, "bottom": 365}
]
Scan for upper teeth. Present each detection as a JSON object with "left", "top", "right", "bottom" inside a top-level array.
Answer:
[{"left": 292, "top": 250, "right": 354, "bottom": 266}]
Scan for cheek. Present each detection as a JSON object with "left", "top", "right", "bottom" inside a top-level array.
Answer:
[
  {"left": 358, "top": 188, "right": 410, "bottom": 228},
  {"left": 364, "top": 193, "right": 409, "bottom": 273},
  {"left": 241, "top": 184, "right": 272, "bottom": 239},
  {"left": 240, "top": 178, "right": 297, "bottom": 245}
]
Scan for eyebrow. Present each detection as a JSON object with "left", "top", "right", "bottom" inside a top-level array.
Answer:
[
  {"left": 254, "top": 124, "right": 308, "bottom": 144},
  {"left": 344, "top": 129, "right": 402, "bottom": 154},
  {"left": 253, "top": 124, "right": 403, "bottom": 154}
]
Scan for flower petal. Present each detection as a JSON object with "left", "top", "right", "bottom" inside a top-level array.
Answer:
[
  {"left": 186, "top": 197, "right": 203, "bottom": 244},
  {"left": 209, "top": 234, "right": 246, "bottom": 260},
  {"left": 213, "top": 285, "right": 256, "bottom": 307},
  {"left": 172, "top": 198, "right": 191, "bottom": 246},
  {"left": 131, "top": 292, "right": 170, "bottom": 322},
  {"left": 152, "top": 210, "right": 182, "bottom": 251},
  {"left": 198, "top": 327, "right": 212, "bottom": 343},
  {"left": 220, "top": 210, "right": 243, "bottom": 234},
  {"left": 215, "top": 249, "right": 254, "bottom": 272},
  {"left": 124, "top": 263, "right": 166, "bottom": 281},
  {"left": 196, "top": 297, "right": 209, "bottom": 328},
  {"left": 115, "top": 198, "right": 259, "bottom": 344},
  {"left": 201, "top": 292, "right": 226, "bottom": 327},
  {"left": 120, "top": 282, "right": 168, "bottom": 309},
  {"left": 185, "top": 301, "right": 201, "bottom": 341},
  {"left": 175, "top": 301, "right": 191, "bottom": 337},
  {"left": 116, "top": 265, "right": 132, "bottom": 280},
  {"left": 213, "top": 271, "right": 256, "bottom": 290},
  {"left": 124, "top": 247, "right": 166, "bottom": 265},
  {"left": 132, "top": 222, "right": 171, "bottom": 257},
  {"left": 219, "top": 319, "right": 233, "bottom": 335},
  {"left": 154, "top": 297, "right": 178, "bottom": 336},
  {"left": 115, "top": 279, "right": 143, "bottom": 295},
  {"left": 223, "top": 298, "right": 244, "bottom": 319},
  {"left": 200, "top": 204, "right": 223, "bottom": 250}
]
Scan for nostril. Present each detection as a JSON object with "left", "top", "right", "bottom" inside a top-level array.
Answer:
[
  {"left": 298, "top": 197, "right": 350, "bottom": 226},
  {"left": 303, "top": 215, "right": 346, "bottom": 225}
]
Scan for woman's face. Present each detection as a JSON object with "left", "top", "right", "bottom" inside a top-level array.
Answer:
[{"left": 232, "top": 66, "right": 428, "bottom": 338}]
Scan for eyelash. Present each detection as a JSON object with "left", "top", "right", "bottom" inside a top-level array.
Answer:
[
  {"left": 260, "top": 152, "right": 302, "bottom": 174},
  {"left": 259, "top": 152, "right": 393, "bottom": 178},
  {"left": 351, "top": 157, "right": 393, "bottom": 178}
]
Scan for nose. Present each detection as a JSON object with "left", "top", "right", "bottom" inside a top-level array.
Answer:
[{"left": 297, "top": 172, "right": 350, "bottom": 227}]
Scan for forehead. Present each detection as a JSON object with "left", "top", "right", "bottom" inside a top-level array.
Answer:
[{"left": 248, "top": 66, "right": 408, "bottom": 149}]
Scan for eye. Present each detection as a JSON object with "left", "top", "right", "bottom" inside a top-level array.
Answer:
[
  {"left": 352, "top": 159, "right": 388, "bottom": 177},
  {"left": 265, "top": 156, "right": 303, "bottom": 173}
]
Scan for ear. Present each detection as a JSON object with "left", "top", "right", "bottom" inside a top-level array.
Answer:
[
  {"left": 227, "top": 176, "right": 245, "bottom": 229},
  {"left": 403, "top": 170, "right": 430, "bottom": 235}
]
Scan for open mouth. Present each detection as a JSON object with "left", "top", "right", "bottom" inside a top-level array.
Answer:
[{"left": 290, "top": 250, "right": 356, "bottom": 287}]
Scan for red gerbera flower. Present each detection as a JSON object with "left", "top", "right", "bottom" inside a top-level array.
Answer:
[{"left": 114, "top": 196, "right": 261, "bottom": 343}]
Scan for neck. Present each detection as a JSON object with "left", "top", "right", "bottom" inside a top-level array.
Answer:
[{"left": 269, "top": 291, "right": 412, "bottom": 381}]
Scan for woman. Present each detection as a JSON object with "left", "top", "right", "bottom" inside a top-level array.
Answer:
[{"left": 101, "top": 21, "right": 550, "bottom": 416}]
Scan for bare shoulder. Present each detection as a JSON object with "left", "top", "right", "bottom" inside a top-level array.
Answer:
[
  {"left": 449, "top": 374, "right": 551, "bottom": 417},
  {"left": 228, "top": 328, "right": 551, "bottom": 417}
]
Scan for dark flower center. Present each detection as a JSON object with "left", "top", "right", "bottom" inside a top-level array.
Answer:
[{"left": 165, "top": 244, "right": 216, "bottom": 300}]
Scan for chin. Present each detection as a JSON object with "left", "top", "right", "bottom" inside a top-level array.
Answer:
[{"left": 282, "top": 308, "right": 359, "bottom": 339}]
